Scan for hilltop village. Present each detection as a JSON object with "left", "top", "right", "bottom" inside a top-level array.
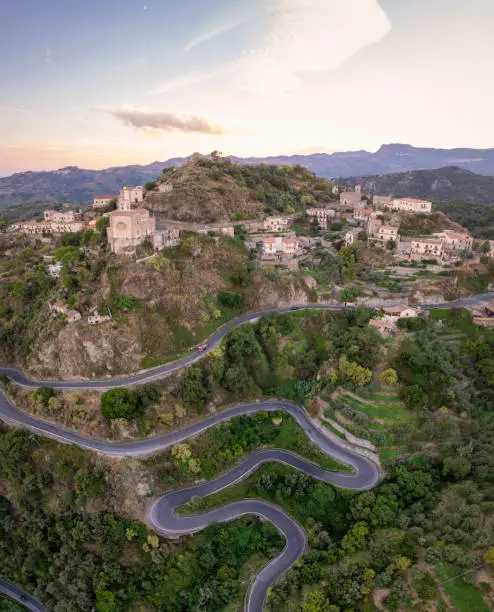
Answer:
[{"left": 3, "top": 154, "right": 494, "bottom": 342}]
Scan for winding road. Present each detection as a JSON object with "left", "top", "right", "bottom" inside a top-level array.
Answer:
[{"left": 0, "top": 294, "right": 492, "bottom": 611}]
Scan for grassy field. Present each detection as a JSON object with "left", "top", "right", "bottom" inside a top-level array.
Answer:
[
  {"left": 435, "top": 564, "right": 490, "bottom": 612},
  {"left": 338, "top": 392, "right": 412, "bottom": 425}
]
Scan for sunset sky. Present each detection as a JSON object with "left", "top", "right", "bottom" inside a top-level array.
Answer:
[{"left": 0, "top": 0, "right": 493, "bottom": 175}]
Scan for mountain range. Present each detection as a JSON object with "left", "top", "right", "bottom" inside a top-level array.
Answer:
[{"left": 2, "top": 143, "right": 494, "bottom": 209}]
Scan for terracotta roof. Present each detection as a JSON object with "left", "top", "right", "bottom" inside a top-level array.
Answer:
[
  {"left": 94, "top": 195, "right": 115, "bottom": 200},
  {"left": 394, "top": 197, "right": 431, "bottom": 203},
  {"left": 379, "top": 225, "right": 399, "bottom": 232},
  {"left": 442, "top": 232, "right": 470, "bottom": 240}
]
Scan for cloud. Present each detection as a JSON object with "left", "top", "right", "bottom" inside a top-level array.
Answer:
[
  {"left": 184, "top": 20, "right": 245, "bottom": 52},
  {"left": 235, "top": 0, "right": 391, "bottom": 93},
  {"left": 149, "top": 66, "right": 234, "bottom": 94},
  {"left": 99, "top": 107, "right": 227, "bottom": 135}
]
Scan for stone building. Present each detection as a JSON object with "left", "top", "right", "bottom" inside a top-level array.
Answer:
[
  {"left": 373, "top": 195, "right": 393, "bottom": 210},
  {"left": 354, "top": 208, "right": 373, "bottom": 222},
  {"left": 306, "top": 208, "right": 336, "bottom": 229},
  {"left": 340, "top": 191, "right": 363, "bottom": 209},
  {"left": 409, "top": 238, "right": 443, "bottom": 260},
  {"left": 153, "top": 227, "right": 182, "bottom": 250},
  {"left": 391, "top": 198, "right": 432, "bottom": 214},
  {"left": 264, "top": 216, "right": 290, "bottom": 232},
  {"left": 437, "top": 231, "right": 473, "bottom": 253},
  {"left": 107, "top": 209, "right": 156, "bottom": 254},
  {"left": 92, "top": 196, "right": 115, "bottom": 209},
  {"left": 370, "top": 225, "right": 400, "bottom": 246},
  {"left": 44, "top": 210, "right": 82, "bottom": 223},
  {"left": 117, "top": 186, "right": 144, "bottom": 211}
]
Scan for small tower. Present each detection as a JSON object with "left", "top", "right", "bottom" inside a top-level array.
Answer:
[{"left": 355, "top": 184, "right": 362, "bottom": 193}]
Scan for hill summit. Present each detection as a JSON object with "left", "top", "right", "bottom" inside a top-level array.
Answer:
[{"left": 144, "top": 153, "right": 338, "bottom": 223}]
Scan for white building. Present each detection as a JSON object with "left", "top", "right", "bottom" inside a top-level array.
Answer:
[
  {"left": 392, "top": 198, "right": 432, "bottom": 214},
  {"left": 158, "top": 183, "right": 174, "bottom": 194},
  {"left": 44, "top": 210, "right": 82, "bottom": 223},
  {"left": 371, "top": 225, "right": 400, "bottom": 246},
  {"left": 117, "top": 186, "right": 144, "bottom": 211},
  {"left": 92, "top": 196, "right": 116, "bottom": 210},
  {"left": 264, "top": 216, "right": 290, "bottom": 232},
  {"left": 306, "top": 208, "right": 336, "bottom": 229},
  {"left": 354, "top": 208, "right": 373, "bottom": 222},
  {"left": 437, "top": 231, "right": 473, "bottom": 253},
  {"left": 410, "top": 238, "right": 443, "bottom": 260},
  {"left": 261, "top": 236, "right": 300, "bottom": 255},
  {"left": 47, "top": 262, "right": 63, "bottom": 278}
]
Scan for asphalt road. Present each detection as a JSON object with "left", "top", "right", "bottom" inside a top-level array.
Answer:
[
  {"left": 1, "top": 294, "right": 492, "bottom": 611},
  {"left": 1, "top": 293, "right": 493, "bottom": 391},
  {"left": 0, "top": 579, "right": 45, "bottom": 612},
  {"left": 0, "top": 392, "right": 379, "bottom": 612}
]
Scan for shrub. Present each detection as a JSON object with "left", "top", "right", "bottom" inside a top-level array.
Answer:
[
  {"left": 101, "top": 389, "right": 142, "bottom": 420},
  {"left": 218, "top": 291, "right": 244, "bottom": 309},
  {"left": 114, "top": 295, "right": 137, "bottom": 310}
]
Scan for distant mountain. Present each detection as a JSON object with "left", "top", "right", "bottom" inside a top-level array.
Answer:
[
  {"left": 2, "top": 144, "right": 494, "bottom": 208},
  {"left": 339, "top": 166, "right": 494, "bottom": 205}
]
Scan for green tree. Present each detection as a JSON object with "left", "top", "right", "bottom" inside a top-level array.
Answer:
[
  {"left": 182, "top": 367, "right": 209, "bottom": 408},
  {"left": 144, "top": 181, "right": 157, "bottom": 191},
  {"left": 380, "top": 368, "right": 398, "bottom": 385},
  {"left": 302, "top": 591, "right": 339, "bottom": 612},
  {"left": 442, "top": 456, "right": 471, "bottom": 480},
  {"left": 101, "top": 389, "right": 142, "bottom": 420},
  {"left": 96, "top": 216, "right": 110, "bottom": 232}
]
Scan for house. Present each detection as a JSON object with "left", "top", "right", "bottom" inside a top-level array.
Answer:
[
  {"left": 264, "top": 216, "right": 289, "bottom": 232},
  {"left": 153, "top": 227, "right": 182, "bottom": 249},
  {"left": 354, "top": 208, "right": 373, "bottom": 222},
  {"left": 107, "top": 209, "right": 156, "bottom": 254},
  {"left": 44, "top": 210, "right": 82, "bottom": 223},
  {"left": 391, "top": 198, "right": 432, "bottom": 214},
  {"left": 87, "top": 219, "right": 98, "bottom": 229},
  {"left": 50, "top": 221, "right": 85, "bottom": 234},
  {"left": 50, "top": 302, "right": 67, "bottom": 315},
  {"left": 50, "top": 302, "right": 81, "bottom": 322},
  {"left": 306, "top": 208, "right": 336, "bottom": 229},
  {"left": 158, "top": 183, "right": 173, "bottom": 194},
  {"left": 369, "top": 319, "right": 395, "bottom": 338},
  {"left": 473, "top": 317, "right": 494, "bottom": 328},
  {"left": 12, "top": 221, "right": 51, "bottom": 235},
  {"left": 92, "top": 196, "right": 115, "bottom": 210},
  {"left": 373, "top": 195, "right": 393, "bottom": 210},
  {"left": 340, "top": 191, "right": 363, "bottom": 209},
  {"left": 261, "top": 236, "right": 300, "bottom": 255},
  {"left": 382, "top": 305, "right": 421, "bottom": 319},
  {"left": 371, "top": 225, "right": 400, "bottom": 246},
  {"left": 437, "top": 231, "right": 473, "bottom": 253},
  {"left": 345, "top": 228, "right": 361, "bottom": 246},
  {"left": 410, "top": 238, "right": 443, "bottom": 260},
  {"left": 117, "top": 186, "right": 144, "bottom": 211},
  {"left": 66, "top": 310, "right": 82, "bottom": 323},
  {"left": 88, "top": 311, "right": 112, "bottom": 325}
]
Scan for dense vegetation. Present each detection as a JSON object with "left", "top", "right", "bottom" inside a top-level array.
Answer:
[
  {"left": 2, "top": 309, "right": 494, "bottom": 611},
  {"left": 145, "top": 154, "right": 338, "bottom": 223},
  {"left": 435, "top": 199, "right": 494, "bottom": 239},
  {"left": 341, "top": 166, "right": 494, "bottom": 205}
]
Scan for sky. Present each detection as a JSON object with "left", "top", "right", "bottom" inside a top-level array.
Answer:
[{"left": 0, "top": 0, "right": 493, "bottom": 175}]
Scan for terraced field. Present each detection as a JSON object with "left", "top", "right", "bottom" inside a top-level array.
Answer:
[{"left": 326, "top": 389, "right": 416, "bottom": 460}]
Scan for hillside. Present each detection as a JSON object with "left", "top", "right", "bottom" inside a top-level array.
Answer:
[
  {"left": 3, "top": 144, "right": 494, "bottom": 208},
  {"left": 0, "top": 232, "right": 309, "bottom": 378},
  {"left": 144, "top": 154, "right": 337, "bottom": 223},
  {"left": 340, "top": 166, "right": 494, "bottom": 205}
]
